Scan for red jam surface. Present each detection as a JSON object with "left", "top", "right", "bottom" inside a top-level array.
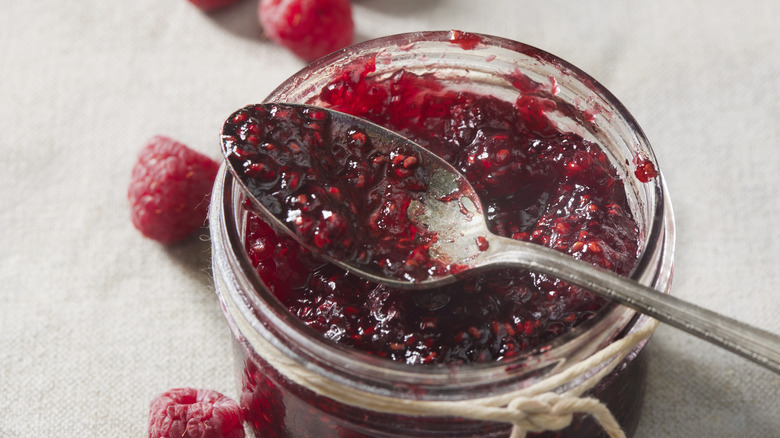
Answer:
[
  {"left": 242, "top": 61, "right": 640, "bottom": 365},
  {"left": 223, "top": 103, "right": 439, "bottom": 282},
  {"left": 448, "top": 30, "right": 482, "bottom": 50},
  {"left": 237, "top": 54, "right": 648, "bottom": 438}
]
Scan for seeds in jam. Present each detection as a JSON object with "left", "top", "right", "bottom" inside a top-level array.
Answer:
[
  {"left": 223, "top": 103, "right": 442, "bottom": 282},
  {"left": 241, "top": 61, "right": 641, "bottom": 366}
]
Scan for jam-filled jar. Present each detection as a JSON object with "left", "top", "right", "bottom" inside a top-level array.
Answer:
[{"left": 210, "top": 31, "right": 675, "bottom": 437}]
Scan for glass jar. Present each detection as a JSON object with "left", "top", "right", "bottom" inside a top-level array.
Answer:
[{"left": 210, "top": 31, "right": 675, "bottom": 438}]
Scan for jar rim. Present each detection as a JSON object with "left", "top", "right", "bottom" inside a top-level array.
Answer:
[{"left": 211, "top": 31, "right": 675, "bottom": 397}]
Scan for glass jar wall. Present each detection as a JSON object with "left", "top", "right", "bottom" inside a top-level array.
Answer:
[{"left": 210, "top": 31, "right": 675, "bottom": 438}]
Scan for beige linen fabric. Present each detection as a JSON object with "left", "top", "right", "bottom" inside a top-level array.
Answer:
[{"left": 1, "top": 1, "right": 778, "bottom": 436}]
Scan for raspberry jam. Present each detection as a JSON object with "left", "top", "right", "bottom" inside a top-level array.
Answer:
[
  {"left": 237, "top": 68, "right": 641, "bottom": 364},
  {"left": 223, "top": 103, "right": 440, "bottom": 283},
  {"left": 210, "top": 32, "right": 674, "bottom": 438}
]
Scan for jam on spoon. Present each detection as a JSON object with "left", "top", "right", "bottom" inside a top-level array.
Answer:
[
  {"left": 222, "top": 102, "right": 780, "bottom": 374},
  {"left": 222, "top": 102, "right": 442, "bottom": 283}
]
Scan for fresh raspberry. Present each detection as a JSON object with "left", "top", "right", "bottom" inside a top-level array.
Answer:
[
  {"left": 187, "top": 0, "right": 242, "bottom": 12},
  {"left": 128, "top": 136, "right": 220, "bottom": 244},
  {"left": 258, "top": 0, "right": 354, "bottom": 62},
  {"left": 148, "top": 388, "right": 245, "bottom": 438}
]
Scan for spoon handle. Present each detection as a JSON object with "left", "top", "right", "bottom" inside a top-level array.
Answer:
[{"left": 482, "top": 236, "right": 780, "bottom": 374}]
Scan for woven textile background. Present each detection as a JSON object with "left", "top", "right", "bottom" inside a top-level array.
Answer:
[{"left": 1, "top": 1, "right": 778, "bottom": 436}]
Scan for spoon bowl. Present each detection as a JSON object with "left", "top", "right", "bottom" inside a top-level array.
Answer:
[{"left": 221, "top": 102, "right": 780, "bottom": 374}]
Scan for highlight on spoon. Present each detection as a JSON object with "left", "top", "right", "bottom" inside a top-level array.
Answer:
[{"left": 220, "top": 102, "right": 480, "bottom": 285}]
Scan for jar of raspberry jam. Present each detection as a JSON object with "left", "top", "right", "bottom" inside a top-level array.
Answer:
[{"left": 210, "top": 31, "right": 675, "bottom": 438}]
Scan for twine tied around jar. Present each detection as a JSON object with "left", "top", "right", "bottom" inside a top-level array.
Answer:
[{"left": 226, "top": 279, "right": 658, "bottom": 438}]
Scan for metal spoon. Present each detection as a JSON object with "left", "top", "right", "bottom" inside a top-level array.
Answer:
[{"left": 222, "top": 102, "right": 780, "bottom": 374}]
